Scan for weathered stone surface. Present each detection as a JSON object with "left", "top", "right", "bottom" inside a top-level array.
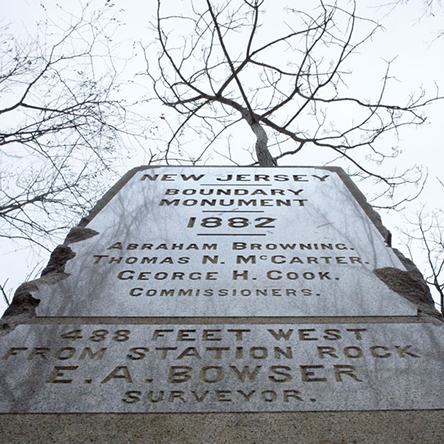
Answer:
[
  {"left": 40, "top": 245, "right": 76, "bottom": 277},
  {"left": 18, "top": 166, "right": 424, "bottom": 318},
  {"left": 1, "top": 411, "right": 444, "bottom": 444},
  {"left": 1, "top": 321, "right": 443, "bottom": 413},
  {"left": 1, "top": 166, "right": 443, "bottom": 443},
  {"left": 0, "top": 283, "right": 40, "bottom": 334},
  {"left": 64, "top": 227, "right": 99, "bottom": 244}
]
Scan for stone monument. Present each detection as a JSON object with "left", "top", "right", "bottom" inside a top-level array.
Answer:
[{"left": 1, "top": 166, "right": 443, "bottom": 443}]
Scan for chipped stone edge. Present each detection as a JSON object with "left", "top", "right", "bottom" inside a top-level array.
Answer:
[
  {"left": 317, "top": 167, "right": 442, "bottom": 322},
  {"left": 0, "top": 227, "right": 99, "bottom": 335},
  {"left": 374, "top": 250, "right": 443, "bottom": 322},
  {"left": 0, "top": 167, "right": 146, "bottom": 334},
  {"left": 0, "top": 166, "right": 146, "bottom": 334}
]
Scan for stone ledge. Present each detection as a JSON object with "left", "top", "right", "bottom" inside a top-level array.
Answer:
[{"left": 0, "top": 411, "right": 443, "bottom": 444}]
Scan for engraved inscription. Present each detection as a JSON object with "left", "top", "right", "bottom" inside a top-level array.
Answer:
[
  {"left": 1, "top": 323, "right": 440, "bottom": 413},
  {"left": 33, "top": 167, "right": 416, "bottom": 317}
]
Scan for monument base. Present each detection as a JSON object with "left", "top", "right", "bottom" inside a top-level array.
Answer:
[{"left": 1, "top": 411, "right": 443, "bottom": 443}]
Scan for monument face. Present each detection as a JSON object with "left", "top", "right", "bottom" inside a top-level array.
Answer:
[
  {"left": 1, "top": 166, "right": 443, "bottom": 441},
  {"left": 29, "top": 166, "right": 416, "bottom": 317},
  {"left": 1, "top": 322, "right": 444, "bottom": 413}
]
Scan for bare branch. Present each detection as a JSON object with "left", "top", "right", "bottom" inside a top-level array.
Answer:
[{"left": 144, "top": 0, "right": 442, "bottom": 204}]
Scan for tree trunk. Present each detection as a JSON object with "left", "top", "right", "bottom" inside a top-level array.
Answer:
[{"left": 251, "top": 121, "right": 276, "bottom": 167}]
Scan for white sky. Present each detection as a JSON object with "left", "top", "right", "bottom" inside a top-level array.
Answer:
[{"left": 1, "top": 0, "right": 443, "bottom": 315}]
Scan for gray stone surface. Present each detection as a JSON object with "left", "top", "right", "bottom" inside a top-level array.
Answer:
[
  {"left": 28, "top": 167, "right": 418, "bottom": 317},
  {"left": 1, "top": 166, "right": 443, "bottom": 443},
  {"left": 1, "top": 411, "right": 444, "bottom": 444},
  {"left": 1, "top": 321, "right": 443, "bottom": 413}
]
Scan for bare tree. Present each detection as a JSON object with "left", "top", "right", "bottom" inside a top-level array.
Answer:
[
  {"left": 0, "top": 7, "right": 129, "bottom": 255},
  {"left": 145, "top": 0, "right": 441, "bottom": 206},
  {"left": 0, "top": 4, "right": 144, "bottom": 305},
  {"left": 401, "top": 180, "right": 444, "bottom": 315}
]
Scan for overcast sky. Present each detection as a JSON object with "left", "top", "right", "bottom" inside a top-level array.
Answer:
[{"left": 1, "top": 0, "right": 443, "bottom": 315}]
